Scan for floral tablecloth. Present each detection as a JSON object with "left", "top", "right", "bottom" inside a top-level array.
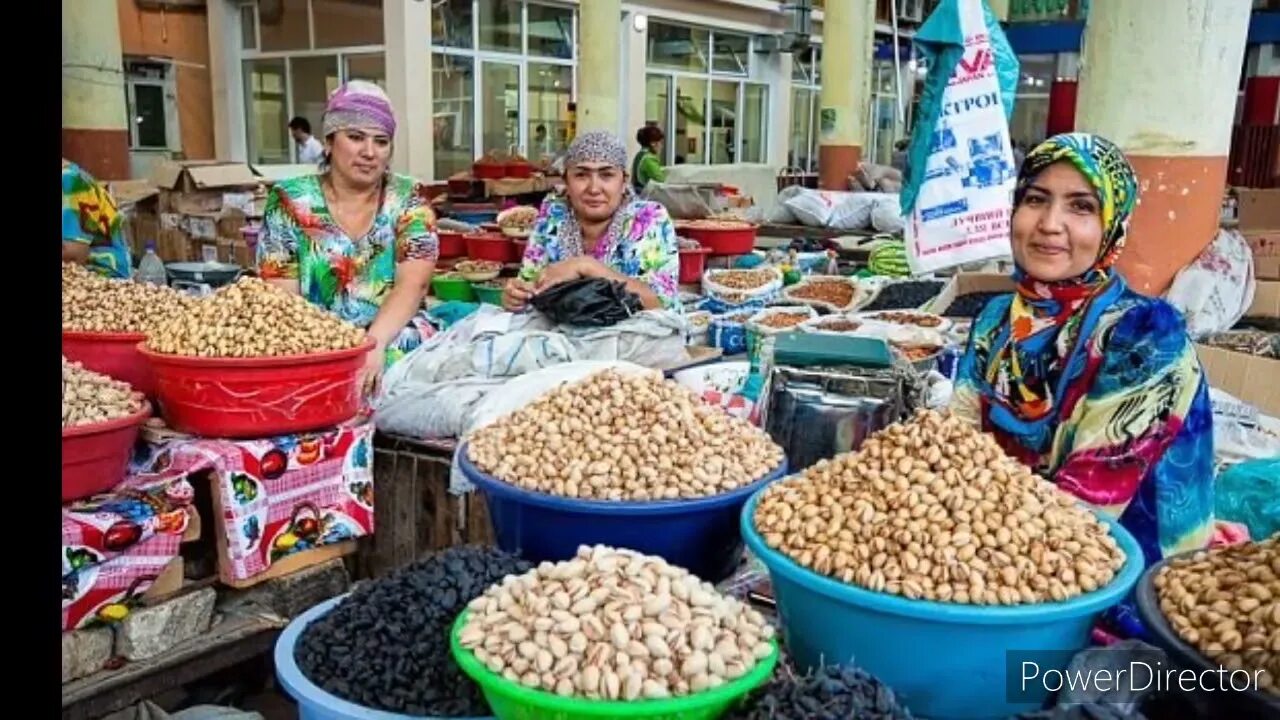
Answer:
[{"left": 61, "top": 421, "right": 376, "bottom": 631}]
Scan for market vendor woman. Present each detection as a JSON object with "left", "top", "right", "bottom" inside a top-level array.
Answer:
[
  {"left": 62, "top": 159, "right": 132, "bottom": 279},
  {"left": 257, "top": 81, "right": 439, "bottom": 395},
  {"left": 502, "top": 131, "right": 679, "bottom": 312},
  {"left": 950, "top": 134, "right": 1214, "bottom": 630}
]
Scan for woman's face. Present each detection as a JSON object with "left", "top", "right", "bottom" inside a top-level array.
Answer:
[
  {"left": 326, "top": 128, "right": 392, "bottom": 187},
  {"left": 565, "top": 162, "right": 626, "bottom": 223},
  {"left": 1011, "top": 162, "right": 1105, "bottom": 282}
]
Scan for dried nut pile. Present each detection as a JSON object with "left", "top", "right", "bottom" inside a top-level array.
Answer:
[
  {"left": 787, "top": 281, "right": 857, "bottom": 308},
  {"left": 756, "top": 312, "right": 811, "bottom": 330},
  {"left": 868, "top": 311, "right": 946, "bottom": 329},
  {"left": 1154, "top": 536, "right": 1279, "bottom": 696},
  {"left": 62, "top": 262, "right": 198, "bottom": 335},
  {"left": 63, "top": 357, "right": 145, "bottom": 428},
  {"left": 467, "top": 370, "right": 784, "bottom": 501},
  {"left": 809, "top": 318, "right": 863, "bottom": 333},
  {"left": 755, "top": 409, "right": 1127, "bottom": 605},
  {"left": 459, "top": 545, "right": 776, "bottom": 700},
  {"left": 709, "top": 269, "right": 776, "bottom": 291},
  {"left": 456, "top": 259, "right": 502, "bottom": 274},
  {"left": 681, "top": 219, "right": 753, "bottom": 230},
  {"left": 147, "top": 277, "right": 366, "bottom": 358}
]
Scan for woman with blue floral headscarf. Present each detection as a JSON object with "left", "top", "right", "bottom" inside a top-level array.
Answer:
[{"left": 950, "top": 133, "right": 1214, "bottom": 636}]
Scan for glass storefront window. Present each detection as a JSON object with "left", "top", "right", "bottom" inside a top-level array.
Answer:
[
  {"left": 479, "top": 0, "right": 522, "bottom": 53},
  {"left": 432, "top": 0, "right": 474, "bottom": 49},
  {"left": 243, "top": 59, "right": 289, "bottom": 164},
  {"left": 344, "top": 53, "right": 385, "bottom": 88},
  {"left": 527, "top": 3, "right": 573, "bottom": 60},
  {"left": 432, "top": 53, "right": 475, "bottom": 179},
  {"left": 646, "top": 74, "right": 673, "bottom": 163},
  {"left": 709, "top": 81, "right": 738, "bottom": 164},
  {"left": 674, "top": 77, "right": 707, "bottom": 165},
  {"left": 312, "top": 0, "right": 383, "bottom": 48},
  {"left": 712, "top": 32, "right": 749, "bottom": 75},
  {"left": 790, "top": 87, "right": 815, "bottom": 171},
  {"left": 649, "top": 22, "right": 710, "bottom": 73},
  {"left": 1010, "top": 97, "right": 1050, "bottom": 149},
  {"left": 527, "top": 63, "right": 573, "bottom": 160},
  {"left": 481, "top": 61, "right": 521, "bottom": 155},
  {"left": 741, "top": 84, "right": 767, "bottom": 163},
  {"left": 291, "top": 56, "right": 341, "bottom": 152},
  {"left": 258, "top": 0, "right": 310, "bottom": 52},
  {"left": 1018, "top": 54, "right": 1055, "bottom": 93},
  {"left": 792, "top": 46, "right": 819, "bottom": 84}
]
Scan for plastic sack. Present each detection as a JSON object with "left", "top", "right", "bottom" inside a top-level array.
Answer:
[
  {"left": 1043, "top": 640, "right": 1167, "bottom": 716},
  {"left": 900, "top": 0, "right": 1020, "bottom": 274},
  {"left": 670, "top": 360, "right": 757, "bottom": 422},
  {"left": 784, "top": 189, "right": 847, "bottom": 227},
  {"left": 701, "top": 266, "right": 783, "bottom": 309},
  {"left": 641, "top": 181, "right": 715, "bottom": 219},
  {"left": 450, "top": 361, "right": 658, "bottom": 492},
  {"left": 781, "top": 275, "right": 866, "bottom": 312},
  {"left": 830, "top": 192, "right": 880, "bottom": 231},
  {"left": 1209, "top": 387, "right": 1280, "bottom": 467},
  {"left": 105, "top": 702, "right": 265, "bottom": 720},
  {"left": 530, "top": 278, "right": 642, "bottom": 327},
  {"left": 1165, "top": 228, "right": 1256, "bottom": 339},
  {"left": 1215, "top": 457, "right": 1280, "bottom": 541},
  {"left": 870, "top": 194, "right": 906, "bottom": 233},
  {"left": 559, "top": 310, "right": 690, "bottom": 370},
  {"left": 763, "top": 185, "right": 804, "bottom": 225}
]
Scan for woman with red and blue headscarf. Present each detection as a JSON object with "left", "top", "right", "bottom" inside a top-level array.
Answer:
[{"left": 951, "top": 133, "right": 1214, "bottom": 638}]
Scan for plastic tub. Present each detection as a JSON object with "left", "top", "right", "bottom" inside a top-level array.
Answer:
[
  {"left": 682, "top": 225, "right": 757, "bottom": 257},
  {"left": 458, "top": 443, "right": 788, "bottom": 582},
  {"left": 465, "top": 233, "right": 516, "bottom": 264},
  {"left": 62, "top": 330, "right": 155, "bottom": 397},
  {"left": 1134, "top": 554, "right": 1280, "bottom": 716},
  {"left": 678, "top": 246, "right": 711, "bottom": 284},
  {"left": 139, "top": 338, "right": 373, "bottom": 438},
  {"left": 472, "top": 281, "right": 506, "bottom": 306},
  {"left": 62, "top": 402, "right": 151, "bottom": 503},
  {"left": 454, "top": 210, "right": 500, "bottom": 226},
  {"left": 504, "top": 161, "right": 534, "bottom": 179},
  {"left": 434, "top": 274, "right": 477, "bottom": 302},
  {"left": 276, "top": 595, "right": 494, "bottom": 720},
  {"left": 740, "top": 490, "right": 1145, "bottom": 720},
  {"left": 438, "top": 231, "right": 467, "bottom": 259},
  {"left": 450, "top": 611, "right": 778, "bottom": 720},
  {"left": 472, "top": 162, "right": 505, "bottom": 180},
  {"left": 512, "top": 239, "right": 528, "bottom": 263}
]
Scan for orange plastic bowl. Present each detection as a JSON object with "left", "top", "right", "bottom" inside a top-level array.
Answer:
[
  {"left": 62, "top": 402, "right": 151, "bottom": 503},
  {"left": 139, "top": 338, "right": 373, "bottom": 438},
  {"left": 62, "top": 330, "right": 154, "bottom": 397}
]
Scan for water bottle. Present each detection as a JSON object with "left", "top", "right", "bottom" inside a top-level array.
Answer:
[{"left": 137, "top": 243, "right": 168, "bottom": 286}]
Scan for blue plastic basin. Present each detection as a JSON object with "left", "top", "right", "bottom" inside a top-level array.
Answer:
[
  {"left": 452, "top": 210, "right": 499, "bottom": 225},
  {"left": 740, "top": 489, "right": 1145, "bottom": 720},
  {"left": 458, "top": 443, "right": 787, "bottom": 582},
  {"left": 275, "top": 595, "right": 494, "bottom": 720}
]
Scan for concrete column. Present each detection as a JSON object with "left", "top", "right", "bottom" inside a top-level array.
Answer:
[
  {"left": 817, "top": 0, "right": 875, "bottom": 190},
  {"left": 579, "top": 0, "right": 623, "bottom": 135},
  {"left": 384, "top": 0, "right": 434, "bottom": 180},
  {"left": 63, "top": 0, "right": 130, "bottom": 179},
  {"left": 207, "top": 0, "right": 244, "bottom": 161},
  {"left": 622, "top": 11, "right": 649, "bottom": 159},
  {"left": 1075, "top": 0, "right": 1251, "bottom": 296}
]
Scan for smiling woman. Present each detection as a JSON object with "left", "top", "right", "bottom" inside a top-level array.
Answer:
[{"left": 950, "top": 133, "right": 1215, "bottom": 639}]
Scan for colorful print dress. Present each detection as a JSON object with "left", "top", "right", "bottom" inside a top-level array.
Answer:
[
  {"left": 951, "top": 283, "right": 1214, "bottom": 634},
  {"left": 518, "top": 193, "right": 680, "bottom": 308},
  {"left": 61, "top": 160, "right": 132, "bottom": 279},
  {"left": 257, "top": 174, "right": 440, "bottom": 365}
]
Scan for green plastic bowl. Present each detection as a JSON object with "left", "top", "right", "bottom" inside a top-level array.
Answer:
[
  {"left": 434, "top": 274, "right": 476, "bottom": 302},
  {"left": 450, "top": 610, "right": 779, "bottom": 720},
  {"left": 473, "top": 281, "right": 506, "bottom": 306}
]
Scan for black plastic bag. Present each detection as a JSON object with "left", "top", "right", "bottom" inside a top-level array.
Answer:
[{"left": 530, "top": 277, "right": 642, "bottom": 327}]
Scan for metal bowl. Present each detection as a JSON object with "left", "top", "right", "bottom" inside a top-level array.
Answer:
[{"left": 164, "top": 261, "right": 242, "bottom": 288}]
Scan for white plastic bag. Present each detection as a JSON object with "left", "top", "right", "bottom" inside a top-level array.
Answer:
[
  {"left": 830, "top": 193, "right": 880, "bottom": 231},
  {"left": 1165, "top": 228, "right": 1256, "bottom": 339},
  {"left": 870, "top": 194, "right": 906, "bottom": 234},
  {"left": 903, "top": 0, "right": 1017, "bottom": 274},
  {"left": 783, "top": 189, "right": 846, "bottom": 227}
]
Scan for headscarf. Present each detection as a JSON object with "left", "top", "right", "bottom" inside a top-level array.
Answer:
[
  {"left": 321, "top": 80, "right": 397, "bottom": 139},
  {"left": 971, "top": 133, "right": 1139, "bottom": 452},
  {"left": 555, "top": 131, "right": 637, "bottom": 258}
]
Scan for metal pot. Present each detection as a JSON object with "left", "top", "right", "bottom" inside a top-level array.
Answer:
[{"left": 164, "top": 261, "right": 242, "bottom": 289}]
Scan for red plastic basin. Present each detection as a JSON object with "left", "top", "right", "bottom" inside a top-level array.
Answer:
[
  {"left": 466, "top": 233, "right": 518, "bottom": 264},
  {"left": 682, "top": 225, "right": 758, "bottom": 256},
  {"left": 473, "top": 162, "right": 505, "bottom": 180},
  {"left": 139, "top": 338, "right": 373, "bottom": 438},
  {"left": 62, "top": 330, "right": 154, "bottom": 397},
  {"left": 438, "top": 230, "right": 466, "bottom": 259},
  {"left": 513, "top": 238, "right": 529, "bottom": 263},
  {"left": 62, "top": 402, "right": 151, "bottom": 503},
  {"left": 679, "top": 246, "right": 712, "bottom": 284},
  {"left": 505, "top": 161, "right": 534, "bottom": 179}
]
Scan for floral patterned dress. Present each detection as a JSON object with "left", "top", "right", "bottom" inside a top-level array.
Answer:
[
  {"left": 518, "top": 193, "right": 680, "bottom": 308},
  {"left": 257, "top": 173, "right": 440, "bottom": 365},
  {"left": 61, "top": 160, "right": 132, "bottom": 279}
]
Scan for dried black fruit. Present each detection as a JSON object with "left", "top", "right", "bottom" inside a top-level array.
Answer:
[
  {"left": 726, "top": 661, "right": 914, "bottom": 720},
  {"left": 861, "top": 281, "right": 946, "bottom": 312},
  {"left": 941, "top": 291, "right": 1004, "bottom": 319},
  {"left": 295, "top": 545, "right": 531, "bottom": 717}
]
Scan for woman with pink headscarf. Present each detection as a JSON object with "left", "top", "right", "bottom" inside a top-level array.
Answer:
[{"left": 258, "top": 81, "right": 439, "bottom": 396}]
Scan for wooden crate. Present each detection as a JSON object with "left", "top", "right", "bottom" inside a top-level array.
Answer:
[{"left": 354, "top": 434, "right": 495, "bottom": 579}]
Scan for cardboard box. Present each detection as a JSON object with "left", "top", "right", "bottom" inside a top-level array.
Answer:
[
  {"left": 217, "top": 211, "right": 250, "bottom": 239},
  {"left": 183, "top": 214, "right": 219, "bottom": 241},
  {"left": 1235, "top": 188, "right": 1280, "bottom": 232},
  {"left": 926, "top": 272, "right": 1016, "bottom": 317},
  {"left": 232, "top": 240, "right": 255, "bottom": 269},
  {"left": 157, "top": 228, "right": 194, "bottom": 263},
  {"left": 1246, "top": 280, "right": 1280, "bottom": 319},
  {"left": 1196, "top": 344, "right": 1280, "bottom": 417},
  {"left": 1244, "top": 229, "right": 1280, "bottom": 258},
  {"left": 151, "top": 161, "right": 260, "bottom": 216}
]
